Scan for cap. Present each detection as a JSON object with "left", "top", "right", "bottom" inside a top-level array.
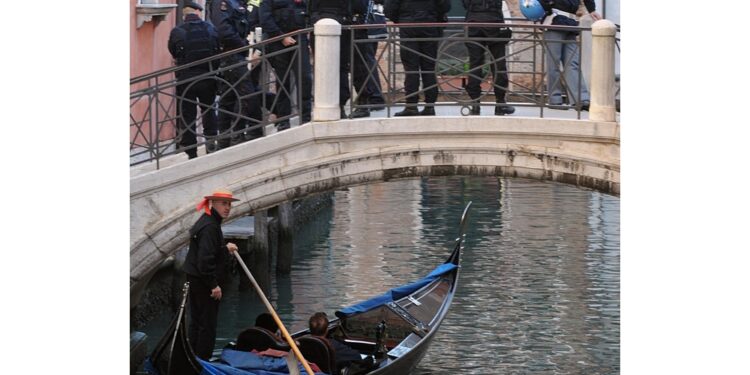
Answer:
[{"left": 184, "top": 1, "right": 204, "bottom": 11}]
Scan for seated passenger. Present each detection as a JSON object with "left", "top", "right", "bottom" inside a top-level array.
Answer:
[
  {"left": 308, "top": 312, "right": 362, "bottom": 370},
  {"left": 255, "top": 312, "right": 280, "bottom": 337},
  {"left": 235, "top": 313, "right": 286, "bottom": 352}
]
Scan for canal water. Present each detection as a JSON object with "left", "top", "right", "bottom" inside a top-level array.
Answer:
[{"left": 141, "top": 176, "right": 620, "bottom": 374}]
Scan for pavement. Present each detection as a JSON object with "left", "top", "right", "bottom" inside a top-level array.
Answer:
[{"left": 130, "top": 102, "right": 616, "bottom": 177}]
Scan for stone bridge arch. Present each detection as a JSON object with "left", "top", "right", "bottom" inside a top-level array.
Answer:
[{"left": 130, "top": 116, "right": 619, "bottom": 300}]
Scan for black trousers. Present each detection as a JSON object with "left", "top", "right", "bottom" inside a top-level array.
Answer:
[
  {"left": 176, "top": 78, "right": 217, "bottom": 157},
  {"left": 267, "top": 35, "right": 312, "bottom": 123},
  {"left": 465, "top": 28, "right": 510, "bottom": 102},
  {"left": 352, "top": 30, "right": 384, "bottom": 105},
  {"left": 217, "top": 62, "right": 263, "bottom": 142},
  {"left": 186, "top": 274, "right": 220, "bottom": 360},
  {"left": 399, "top": 28, "right": 439, "bottom": 105}
]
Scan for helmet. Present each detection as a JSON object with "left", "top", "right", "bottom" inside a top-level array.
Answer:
[{"left": 519, "top": 0, "right": 546, "bottom": 22}]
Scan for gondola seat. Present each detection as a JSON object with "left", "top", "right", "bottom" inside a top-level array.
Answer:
[
  {"left": 298, "top": 336, "right": 337, "bottom": 374},
  {"left": 236, "top": 327, "right": 290, "bottom": 352}
]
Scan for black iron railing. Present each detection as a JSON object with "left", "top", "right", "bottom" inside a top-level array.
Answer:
[{"left": 131, "top": 22, "right": 619, "bottom": 168}]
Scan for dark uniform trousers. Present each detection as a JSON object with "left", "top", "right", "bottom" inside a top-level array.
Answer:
[
  {"left": 465, "top": 27, "right": 510, "bottom": 102},
  {"left": 267, "top": 35, "right": 313, "bottom": 122},
  {"left": 176, "top": 78, "right": 218, "bottom": 157},
  {"left": 351, "top": 29, "right": 385, "bottom": 105},
  {"left": 399, "top": 27, "right": 439, "bottom": 105},
  {"left": 187, "top": 274, "right": 221, "bottom": 360},
  {"left": 217, "top": 60, "right": 264, "bottom": 146}
]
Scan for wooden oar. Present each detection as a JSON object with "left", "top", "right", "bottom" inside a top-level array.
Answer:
[{"left": 232, "top": 252, "right": 315, "bottom": 375}]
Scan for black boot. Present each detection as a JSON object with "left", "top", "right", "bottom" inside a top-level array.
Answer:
[
  {"left": 419, "top": 105, "right": 435, "bottom": 116},
  {"left": 217, "top": 135, "right": 231, "bottom": 150},
  {"left": 495, "top": 103, "right": 516, "bottom": 116},
  {"left": 245, "top": 126, "right": 264, "bottom": 140},
  {"left": 350, "top": 107, "right": 371, "bottom": 118},
  {"left": 394, "top": 106, "right": 420, "bottom": 117},
  {"left": 229, "top": 134, "right": 244, "bottom": 146},
  {"left": 276, "top": 121, "right": 290, "bottom": 131},
  {"left": 469, "top": 100, "right": 480, "bottom": 115},
  {"left": 205, "top": 136, "right": 218, "bottom": 154},
  {"left": 369, "top": 103, "right": 385, "bottom": 111}
]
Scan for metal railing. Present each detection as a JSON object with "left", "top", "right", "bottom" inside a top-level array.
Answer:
[
  {"left": 130, "top": 30, "right": 311, "bottom": 168},
  {"left": 346, "top": 22, "right": 609, "bottom": 117},
  {"left": 131, "top": 21, "right": 619, "bottom": 168}
]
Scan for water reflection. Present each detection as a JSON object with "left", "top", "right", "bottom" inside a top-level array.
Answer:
[{"left": 140, "top": 176, "right": 620, "bottom": 374}]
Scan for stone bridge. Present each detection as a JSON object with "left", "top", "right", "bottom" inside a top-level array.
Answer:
[
  {"left": 131, "top": 116, "right": 619, "bottom": 297},
  {"left": 130, "top": 19, "right": 620, "bottom": 302}
]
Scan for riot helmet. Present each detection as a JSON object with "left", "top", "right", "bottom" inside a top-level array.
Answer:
[{"left": 519, "top": 0, "right": 546, "bottom": 22}]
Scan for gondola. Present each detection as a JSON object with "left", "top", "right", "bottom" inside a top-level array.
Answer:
[{"left": 146, "top": 202, "right": 471, "bottom": 375}]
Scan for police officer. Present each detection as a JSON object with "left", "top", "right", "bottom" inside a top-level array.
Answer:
[
  {"left": 535, "top": 0, "right": 600, "bottom": 110},
  {"left": 168, "top": 2, "right": 221, "bottom": 158},
  {"left": 212, "top": 0, "right": 264, "bottom": 148},
  {"left": 260, "top": 0, "right": 313, "bottom": 127},
  {"left": 463, "top": 0, "right": 515, "bottom": 116},
  {"left": 309, "top": 0, "right": 367, "bottom": 118},
  {"left": 350, "top": 0, "right": 387, "bottom": 118},
  {"left": 385, "top": 0, "right": 451, "bottom": 116}
]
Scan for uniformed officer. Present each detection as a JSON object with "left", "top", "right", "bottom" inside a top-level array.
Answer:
[
  {"left": 168, "top": 1, "right": 221, "bottom": 158},
  {"left": 463, "top": 0, "right": 515, "bottom": 115},
  {"left": 385, "top": 0, "right": 451, "bottom": 116},
  {"left": 309, "top": 0, "right": 367, "bottom": 118},
  {"left": 350, "top": 0, "right": 387, "bottom": 118},
  {"left": 260, "top": 0, "right": 313, "bottom": 127},
  {"left": 212, "top": 0, "right": 264, "bottom": 148}
]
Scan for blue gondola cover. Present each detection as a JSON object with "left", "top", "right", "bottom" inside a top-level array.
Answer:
[
  {"left": 198, "top": 349, "right": 328, "bottom": 375},
  {"left": 335, "top": 263, "right": 457, "bottom": 318}
]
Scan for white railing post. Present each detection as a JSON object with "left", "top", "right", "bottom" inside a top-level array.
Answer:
[
  {"left": 313, "top": 19, "right": 341, "bottom": 121},
  {"left": 589, "top": 19, "right": 617, "bottom": 122}
]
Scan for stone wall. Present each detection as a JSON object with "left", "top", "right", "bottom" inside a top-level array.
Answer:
[{"left": 130, "top": 192, "right": 334, "bottom": 330}]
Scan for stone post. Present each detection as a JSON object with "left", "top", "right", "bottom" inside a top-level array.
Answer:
[
  {"left": 276, "top": 202, "right": 294, "bottom": 274},
  {"left": 251, "top": 210, "right": 271, "bottom": 295},
  {"left": 313, "top": 19, "right": 341, "bottom": 121},
  {"left": 589, "top": 19, "right": 617, "bottom": 122},
  {"left": 579, "top": 15, "right": 594, "bottom": 90}
]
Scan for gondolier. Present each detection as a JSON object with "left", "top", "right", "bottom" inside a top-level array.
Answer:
[
  {"left": 183, "top": 189, "right": 241, "bottom": 359},
  {"left": 149, "top": 202, "right": 473, "bottom": 375}
]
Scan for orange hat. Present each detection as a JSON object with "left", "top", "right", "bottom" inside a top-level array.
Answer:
[{"left": 196, "top": 189, "right": 240, "bottom": 215}]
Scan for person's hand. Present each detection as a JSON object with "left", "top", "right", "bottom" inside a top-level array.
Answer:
[
  {"left": 282, "top": 36, "right": 296, "bottom": 47},
  {"left": 590, "top": 11, "right": 602, "bottom": 21},
  {"left": 211, "top": 286, "right": 222, "bottom": 300},
  {"left": 227, "top": 242, "right": 239, "bottom": 253}
]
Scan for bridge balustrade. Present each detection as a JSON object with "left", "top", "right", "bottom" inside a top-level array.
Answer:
[{"left": 130, "top": 21, "right": 619, "bottom": 169}]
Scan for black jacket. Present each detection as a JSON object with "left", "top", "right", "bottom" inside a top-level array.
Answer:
[
  {"left": 462, "top": 0, "right": 504, "bottom": 23},
  {"left": 212, "top": 0, "right": 253, "bottom": 59},
  {"left": 183, "top": 208, "right": 228, "bottom": 290},
  {"left": 384, "top": 0, "right": 450, "bottom": 23},
  {"left": 260, "top": 0, "right": 308, "bottom": 37},
  {"left": 309, "top": 0, "right": 366, "bottom": 25},
  {"left": 168, "top": 14, "right": 220, "bottom": 77}
]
